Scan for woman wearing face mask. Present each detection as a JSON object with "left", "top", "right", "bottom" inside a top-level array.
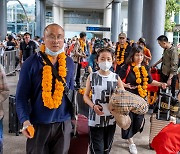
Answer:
[
  {"left": 118, "top": 46, "right": 167, "bottom": 154},
  {"left": 84, "top": 48, "right": 124, "bottom": 154}
]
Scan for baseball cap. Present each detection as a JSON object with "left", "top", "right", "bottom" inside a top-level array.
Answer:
[
  {"left": 139, "top": 37, "right": 146, "bottom": 45},
  {"left": 119, "top": 32, "right": 127, "bottom": 38}
]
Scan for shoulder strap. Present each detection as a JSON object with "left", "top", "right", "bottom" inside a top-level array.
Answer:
[
  {"left": 122, "top": 65, "right": 131, "bottom": 83},
  {"left": 39, "top": 51, "right": 66, "bottom": 87}
]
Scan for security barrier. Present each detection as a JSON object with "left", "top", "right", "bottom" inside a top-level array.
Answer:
[{"left": 0, "top": 50, "right": 18, "bottom": 75}]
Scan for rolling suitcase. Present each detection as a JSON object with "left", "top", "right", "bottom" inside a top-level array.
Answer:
[
  {"left": 149, "top": 88, "right": 176, "bottom": 148},
  {"left": 9, "top": 95, "right": 21, "bottom": 136},
  {"left": 68, "top": 114, "right": 89, "bottom": 154},
  {"left": 76, "top": 93, "right": 89, "bottom": 118}
]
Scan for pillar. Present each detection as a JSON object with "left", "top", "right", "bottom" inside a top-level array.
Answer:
[
  {"left": 103, "top": 7, "right": 112, "bottom": 39},
  {"left": 142, "top": 0, "right": 166, "bottom": 65},
  {"left": 127, "top": 0, "right": 143, "bottom": 42},
  {"left": 111, "top": 0, "right": 121, "bottom": 43},
  {"left": 53, "top": 6, "right": 64, "bottom": 27},
  {"left": 0, "top": 0, "right": 7, "bottom": 41},
  {"left": 35, "top": 0, "right": 46, "bottom": 37}
]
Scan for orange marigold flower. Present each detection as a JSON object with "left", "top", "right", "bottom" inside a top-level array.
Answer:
[
  {"left": 136, "top": 78, "right": 142, "bottom": 84},
  {"left": 27, "top": 125, "right": 35, "bottom": 138}
]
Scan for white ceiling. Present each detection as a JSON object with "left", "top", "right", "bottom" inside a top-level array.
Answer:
[{"left": 46, "top": 0, "right": 114, "bottom": 9}]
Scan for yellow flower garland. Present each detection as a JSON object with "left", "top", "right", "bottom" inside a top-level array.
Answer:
[
  {"left": 147, "top": 92, "right": 157, "bottom": 105},
  {"left": 40, "top": 44, "right": 67, "bottom": 109},
  {"left": 79, "top": 38, "right": 86, "bottom": 52},
  {"left": 79, "top": 88, "right": 92, "bottom": 98},
  {"left": 133, "top": 64, "right": 148, "bottom": 98},
  {"left": 116, "top": 43, "right": 128, "bottom": 65}
]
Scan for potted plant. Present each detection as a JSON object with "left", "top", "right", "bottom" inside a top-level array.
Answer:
[{"left": 165, "top": 0, "right": 180, "bottom": 42}]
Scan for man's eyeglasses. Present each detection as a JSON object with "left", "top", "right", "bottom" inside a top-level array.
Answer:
[
  {"left": 119, "top": 37, "right": 125, "bottom": 40},
  {"left": 47, "top": 35, "right": 64, "bottom": 41}
]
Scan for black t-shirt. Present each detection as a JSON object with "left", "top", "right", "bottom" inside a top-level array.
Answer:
[
  {"left": 118, "top": 64, "right": 153, "bottom": 96},
  {"left": 20, "top": 40, "right": 37, "bottom": 61},
  {"left": 5, "top": 41, "right": 16, "bottom": 51}
]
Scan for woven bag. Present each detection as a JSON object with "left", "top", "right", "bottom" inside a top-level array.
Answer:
[{"left": 109, "top": 88, "right": 148, "bottom": 115}]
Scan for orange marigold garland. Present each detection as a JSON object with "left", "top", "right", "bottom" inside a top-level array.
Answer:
[
  {"left": 41, "top": 44, "right": 67, "bottom": 109},
  {"left": 79, "top": 88, "right": 92, "bottom": 98},
  {"left": 116, "top": 43, "right": 128, "bottom": 65},
  {"left": 147, "top": 92, "right": 157, "bottom": 105},
  {"left": 79, "top": 38, "right": 86, "bottom": 52},
  {"left": 133, "top": 64, "right": 148, "bottom": 98}
]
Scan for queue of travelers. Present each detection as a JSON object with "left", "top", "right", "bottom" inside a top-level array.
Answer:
[{"left": 0, "top": 23, "right": 179, "bottom": 154}]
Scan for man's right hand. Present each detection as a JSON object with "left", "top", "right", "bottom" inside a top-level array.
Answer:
[
  {"left": 22, "top": 120, "right": 33, "bottom": 138},
  {"left": 19, "top": 61, "right": 23, "bottom": 68},
  {"left": 151, "top": 64, "right": 156, "bottom": 68}
]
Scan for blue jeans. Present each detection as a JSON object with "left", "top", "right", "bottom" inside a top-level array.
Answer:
[{"left": 0, "top": 118, "right": 3, "bottom": 154}]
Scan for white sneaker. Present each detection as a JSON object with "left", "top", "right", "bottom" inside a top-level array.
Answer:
[{"left": 129, "top": 144, "right": 137, "bottom": 154}]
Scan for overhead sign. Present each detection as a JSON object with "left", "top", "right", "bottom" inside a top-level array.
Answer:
[{"left": 86, "top": 26, "right": 110, "bottom": 32}]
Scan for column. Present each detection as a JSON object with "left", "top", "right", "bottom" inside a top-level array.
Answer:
[
  {"left": 111, "top": 0, "right": 121, "bottom": 43},
  {"left": 0, "top": 0, "right": 7, "bottom": 41},
  {"left": 53, "top": 6, "right": 64, "bottom": 27},
  {"left": 103, "top": 7, "right": 112, "bottom": 39},
  {"left": 127, "top": 0, "right": 143, "bottom": 42},
  {"left": 35, "top": 0, "right": 46, "bottom": 37},
  {"left": 142, "top": 0, "right": 166, "bottom": 65}
]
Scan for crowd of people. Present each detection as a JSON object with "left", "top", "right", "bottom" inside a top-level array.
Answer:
[{"left": 0, "top": 23, "right": 179, "bottom": 154}]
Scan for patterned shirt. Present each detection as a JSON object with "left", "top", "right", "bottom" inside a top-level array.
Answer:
[
  {"left": 0, "top": 64, "right": 9, "bottom": 117},
  {"left": 89, "top": 71, "right": 118, "bottom": 127}
]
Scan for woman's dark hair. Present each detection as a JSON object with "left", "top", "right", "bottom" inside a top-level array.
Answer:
[
  {"left": 96, "top": 48, "right": 114, "bottom": 60},
  {"left": 126, "top": 46, "right": 146, "bottom": 65}
]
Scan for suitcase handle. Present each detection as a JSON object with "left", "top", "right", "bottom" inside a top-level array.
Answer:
[{"left": 157, "top": 87, "right": 171, "bottom": 121}]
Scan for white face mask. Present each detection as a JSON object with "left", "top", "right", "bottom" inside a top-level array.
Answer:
[
  {"left": 45, "top": 44, "right": 64, "bottom": 56},
  {"left": 98, "top": 61, "right": 112, "bottom": 72}
]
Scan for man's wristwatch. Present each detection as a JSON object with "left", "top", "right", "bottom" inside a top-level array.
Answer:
[{"left": 20, "top": 125, "right": 30, "bottom": 132}]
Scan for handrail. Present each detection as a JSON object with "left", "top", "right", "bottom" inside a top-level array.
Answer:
[{"left": 0, "top": 49, "right": 18, "bottom": 75}]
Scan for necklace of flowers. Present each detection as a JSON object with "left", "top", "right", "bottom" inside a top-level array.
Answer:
[
  {"left": 79, "top": 38, "right": 86, "bottom": 52},
  {"left": 40, "top": 44, "right": 67, "bottom": 109},
  {"left": 147, "top": 91, "right": 157, "bottom": 105},
  {"left": 132, "top": 63, "right": 149, "bottom": 98},
  {"left": 79, "top": 88, "right": 92, "bottom": 98},
  {"left": 116, "top": 43, "right": 128, "bottom": 65}
]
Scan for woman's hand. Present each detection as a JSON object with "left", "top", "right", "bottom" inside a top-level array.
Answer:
[
  {"left": 161, "top": 82, "right": 167, "bottom": 89},
  {"left": 93, "top": 104, "right": 104, "bottom": 115},
  {"left": 125, "top": 83, "right": 137, "bottom": 89}
]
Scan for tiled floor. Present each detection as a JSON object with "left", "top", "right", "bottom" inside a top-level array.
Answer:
[{"left": 3, "top": 74, "right": 156, "bottom": 154}]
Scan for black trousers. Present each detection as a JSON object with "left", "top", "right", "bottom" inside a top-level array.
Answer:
[
  {"left": 75, "top": 62, "right": 81, "bottom": 87},
  {"left": 160, "top": 73, "right": 177, "bottom": 97},
  {"left": 26, "top": 120, "right": 72, "bottom": 154},
  {"left": 121, "top": 112, "right": 144, "bottom": 139},
  {"left": 89, "top": 124, "right": 116, "bottom": 154}
]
